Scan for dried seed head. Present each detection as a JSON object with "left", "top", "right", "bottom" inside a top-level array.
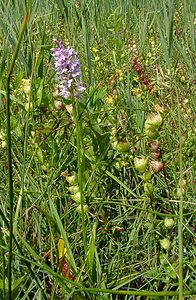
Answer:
[
  {"left": 151, "top": 150, "right": 162, "bottom": 159},
  {"left": 150, "top": 160, "right": 164, "bottom": 173},
  {"left": 150, "top": 141, "right": 161, "bottom": 151}
]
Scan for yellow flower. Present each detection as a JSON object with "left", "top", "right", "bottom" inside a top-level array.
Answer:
[
  {"left": 149, "top": 36, "right": 155, "bottom": 44},
  {"left": 132, "top": 87, "right": 141, "bottom": 96},
  {"left": 20, "top": 79, "right": 31, "bottom": 94},
  {"left": 58, "top": 238, "right": 70, "bottom": 260},
  {"left": 115, "top": 69, "right": 122, "bottom": 76},
  {"left": 133, "top": 76, "right": 139, "bottom": 82},
  {"left": 105, "top": 96, "right": 114, "bottom": 104},
  {"left": 92, "top": 47, "right": 98, "bottom": 53}
]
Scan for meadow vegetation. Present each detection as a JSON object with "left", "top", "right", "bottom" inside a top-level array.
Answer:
[{"left": 0, "top": 0, "right": 195, "bottom": 299}]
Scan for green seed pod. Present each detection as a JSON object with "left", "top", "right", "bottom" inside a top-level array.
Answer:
[
  {"left": 160, "top": 238, "right": 171, "bottom": 250},
  {"left": 65, "top": 175, "right": 78, "bottom": 185},
  {"left": 176, "top": 187, "right": 185, "bottom": 198},
  {"left": 145, "top": 128, "right": 159, "bottom": 139},
  {"left": 142, "top": 171, "right": 152, "bottom": 182},
  {"left": 164, "top": 218, "right": 174, "bottom": 228},
  {"left": 111, "top": 140, "right": 118, "bottom": 150},
  {"left": 144, "top": 182, "right": 153, "bottom": 196},
  {"left": 71, "top": 192, "right": 81, "bottom": 203},
  {"left": 68, "top": 185, "right": 80, "bottom": 194},
  {"left": 116, "top": 141, "right": 130, "bottom": 152},
  {"left": 145, "top": 113, "right": 163, "bottom": 131},
  {"left": 76, "top": 204, "right": 89, "bottom": 214},
  {"left": 134, "top": 156, "right": 148, "bottom": 173},
  {"left": 177, "top": 179, "right": 187, "bottom": 198},
  {"left": 115, "top": 161, "right": 122, "bottom": 170}
]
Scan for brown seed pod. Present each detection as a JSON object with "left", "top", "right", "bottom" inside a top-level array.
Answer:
[
  {"left": 150, "top": 160, "right": 164, "bottom": 173},
  {"left": 151, "top": 150, "right": 162, "bottom": 159},
  {"left": 60, "top": 258, "right": 75, "bottom": 280},
  {"left": 150, "top": 141, "right": 161, "bottom": 151},
  {"left": 148, "top": 85, "right": 154, "bottom": 92},
  {"left": 130, "top": 58, "right": 137, "bottom": 66},
  {"left": 135, "top": 67, "right": 142, "bottom": 74}
]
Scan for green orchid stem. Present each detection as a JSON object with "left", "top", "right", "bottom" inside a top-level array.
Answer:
[
  {"left": 5, "top": 13, "right": 28, "bottom": 300},
  {"left": 177, "top": 92, "right": 184, "bottom": 300},
  {"left": 72, "top": 100, "right": 87, "bottom": 255}
]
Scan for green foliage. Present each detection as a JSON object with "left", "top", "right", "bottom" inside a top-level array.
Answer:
[{"left": 0, "top": 0, "right": 195, "bottom": 298}]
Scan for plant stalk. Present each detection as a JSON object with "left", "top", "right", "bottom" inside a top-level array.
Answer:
[
  {"left": 72, "top": 100, "right": 87, "bottom": 254},
  {"left": 177, "top": 91, "right": 184, "bottom": 300},
  {"left": 5, "top": 13, "right": 28, "bottom": 299}
]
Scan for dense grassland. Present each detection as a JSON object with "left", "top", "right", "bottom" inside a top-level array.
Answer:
[{"left": 0, "top": 0, "right": 195, "bottom": 299}]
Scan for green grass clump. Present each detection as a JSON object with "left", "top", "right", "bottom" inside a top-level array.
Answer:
[{"left": 0, "top": 0, "right": 195, "bottom": 299}]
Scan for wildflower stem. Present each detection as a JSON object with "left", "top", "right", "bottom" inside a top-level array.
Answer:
[
  {"left": 176, "top": 91, "right": 184, "bottom": 300},
  {"left": 5, "top": 13, "right": 28, "bottom": 299},
  {"left": 72, "top": 99, "right": 87, "bottom": 255}
]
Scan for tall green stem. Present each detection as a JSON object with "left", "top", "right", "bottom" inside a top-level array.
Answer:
[
  {"left": 72, "top": 100, "right": 87, "bottom": 254},
  {"left": 177, "top": 91, "right": 184, "bottom": 300},
  {"left": 5, "top": 13, "right": 28, "bottom": 299}
]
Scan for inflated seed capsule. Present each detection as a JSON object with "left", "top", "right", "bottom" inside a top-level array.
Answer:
[
  {"left": 71, "top": 192, "right": 81, "bottom": 203},
  {"left": 150, "top": 141, "right": 161, "bottom": 151},
  {"left": 142, "top": 171, "right": 152, "bottom": 182},
  {"left": 63, "top": 174, "right": 78, "bottom": 185},
  {"left": 151, "top": 150, "right": 162, "bottom": 159},
  {"left": 164, "top": 218, "right": 174, "bottom": 228},
  {"left": 160, "top": 238, "right": 171, "bottom": 250},
  {"left": 150, "top": 160, "right": 164, "bottom": 173},
  {"left": 144, "top": 113, "right": 163, "bottom": 131},
  {"left": 144, "top": 182, "right": 153, "bottom": 196},
  {"left": 68, "top": 185, "right": 80, "bottom": 194},
  {"left": 76, "top": 204, "right": 89, "bottom": 214},
  {"left": 176, "top": 187, "right": 185, "bottom": 198},
  {"left": 111, "top": 140, "right": 118, "bottom": 150},
  {"left": 116, "top": 141, "right": 130, "bottom": 152},
  {"left": 145, "top": 128, "right": 159, "bottom": 139},
  {"left": 134, "top": 156, "right": 148, "bottom": 173}
]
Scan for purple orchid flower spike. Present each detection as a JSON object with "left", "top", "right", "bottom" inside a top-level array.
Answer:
[{"left": 51, "top": 39, "right": 85, "bottom": 100}]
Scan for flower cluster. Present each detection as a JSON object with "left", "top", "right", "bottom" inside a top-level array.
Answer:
[
  {"left": 51, "top": 39, "right": 85, "bottom": 99},
  {"left": 130, "top": 58, "right": 154, "bottom": 93}
]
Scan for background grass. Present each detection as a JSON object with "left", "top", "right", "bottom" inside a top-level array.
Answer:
[{"left": 0, "top": 0, "right": 195, "bottom": 299}]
